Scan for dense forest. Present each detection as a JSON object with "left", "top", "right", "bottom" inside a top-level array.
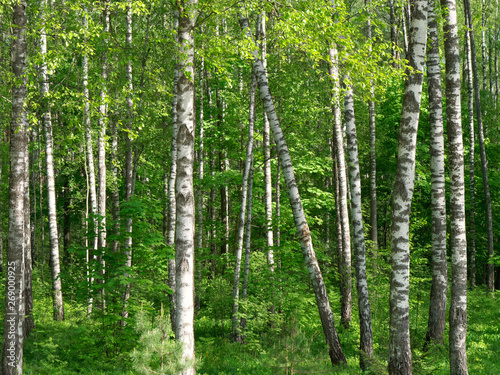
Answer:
[{"left": 0, "top": 0, "right": 499, "bottom": 374}]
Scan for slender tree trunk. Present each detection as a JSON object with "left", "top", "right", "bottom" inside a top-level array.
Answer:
[
  {"left": 482, "top": 0, "right": 487, "bottom": 91},
  {"left": 401, "top": 3, "right": 409, "bottom": 56},
  {"left": 195, "top": 57, "right": 205, "bottom": 313},
  {"left": 97, "top": 0, "right": 109, "bottom": 309},
  {"left": 367, "top": 0, "right": 378, "bottom": 253},
  {"left": 240, "top": 14, "right": 346, "bottom": 366},
  {"left": 441, "top": 0, "right": 469, "bottom": 371},
  {"left": 344, "top": 79, "right": 374, "bottom": 367},
  {"left": 232, "top": 67, "right": 256, "bottom": 343},
  {"left": 259, "top": 12, "right": 275, "bottom": 293},
  {"left": 121, "top": 0, "right": 134, "bottom": 325},
  {"left": 83, "top": 6, "right": 98, "bottom": 317},
  {"left": 167, "top": 11, "right": 179, "bottom": 330},
  {"left": 111, "top": 120, "right": 120, "bottom": 254},
  {"left": 41, "top": 0, "right": 64, "bottom": 321},
  {"left": 1, "top": 3, "right": 27, "bottom": 372},
  {"left": 389, "top": 0, "right": 397, "bottom": 64},
  {"left": 0, "top": 125, "right": 3, "bottom": 273},
  {"left": 495, "top": 0, "right": 499, "bottom": 104},
  {"left": 464, "top": 0, "right": 495, "bottom": 292},
  {"left": 465, "top": 7, "right": 476, "bottom": 289},
  {"left": 24, "top": 138, "right": 34, "bottom": 339},
  {"left": 425, "top": 0, "right": 447, "bottom": 347},
  {"left": 175, "top": 2, "right": 197, "bottom": 373},
  {"left": 240, "top": 156, "right": 254, "bottom": 335},
  {"left": 329, "top": 44, "right": 352, "bottom": 330},
  {"left": 388, "top": 0, "right": 427, "bottom": 373}
]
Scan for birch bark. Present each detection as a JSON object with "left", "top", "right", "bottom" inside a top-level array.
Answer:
[
  {"left": 167, "top": 11, "right": 179, "bottom": 329},
  {"left": 97, "top": 0, "right": 109, "bottom": 307},
  {"left": 463, "top": 0, "right": 495, "bottom": 292},
  {"left": 232, "top": 68, "right": 256, "bottom": 343},
  {"left": 425, "top": 0, "right": 447, "bottom": 346},
  {"left": 440, "top": 0, "right": 469, "bottom": 370},
  {"left": 329, "top": 44, "right": 352, "bottom": 329},
  {"left": 465, "top": 7, "right": 476, "bottom": 288},
  {"left": 175, "top": 1, "right": 197, "bottom": 373},
  {"left": 239, "top": 15, "right": 346, "bottom": 366},
  {"left": 121, "top": 0, "right": 134, "bottom": 324},
  {"left": 41, "top": 0, "right": 64, "bottom": 320},
  {"left": 388, "top": 0, "right": 427, "bottom": 373},
  {"left": 344, "top": 79, "right": 374, "bottom": 367},
  {"left": 1, "top": 3, "right": 27, "bottom": 372}
]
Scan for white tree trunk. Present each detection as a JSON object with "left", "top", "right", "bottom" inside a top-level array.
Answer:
[
  {"left": 121, "top": 0, "right": 134, "bottom": 325},
  {"left": 41, "top": 0, "right": 64, "bottom": 321},
  {"left": 83, "top": 6, "right": 98, "bottom": 317},
  {"left": 441, "top": 0, "right": 469, "bottom": 371},
  {"left": 425, "top": 0, "right": 447, "bottom": 347},
  {"left": 175, "top": 1, "right": 197, "bottom": 373},
  {"left": 329, "top": 45, "right": 352, "bottom": 329},
  {"left": 388, "top": 0, "right": 427, "bottom": 373},
  {"left": 1, "top": 4, "right": 27, "bottom": 372},
  {"left": 97, "top": 0, "right": 109, "bottom": 309},
  {"left": 167, "top": 10, "right": 179, "bottom": 329},
  {"left": 232, "top": 68, "right": 256, "bottom": 342},
  {"left": 239, "top": 14, "right": 346, "bottom": 366},
  {"left": 344, "top": 79, "right": 374, "bottom": 366}
]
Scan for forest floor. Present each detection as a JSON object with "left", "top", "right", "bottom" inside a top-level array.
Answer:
[{"left": 0, "top": 273, "right": 496, "bottom": 375}]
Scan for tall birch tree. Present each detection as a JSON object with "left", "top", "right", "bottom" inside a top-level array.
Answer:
[
  {"left": 463, "top": 0, "right": 495, "bottom": 292},
  {"left": 232, "top": 68, "right": 256, "bottom": 343},
  {"left": 388, "top": 0, "right": 427, "bottom": 373},
  {"left": 344, "top": 79, "right": 374, "bottom": 367},
  {"left": 175, "top": 1, "right": 198, "bottom": 373},
  {"left": 41, "top": 0, "right": 64, "bottom": 321},
  {"left": 425, "top": 0, "right": 447, "bottom": 347},
  {"left": 1, "top": 2, "right": 27, "bottom": 372},
  {"left": 441, "top": 0, "right": 469, "bottom": 370}
]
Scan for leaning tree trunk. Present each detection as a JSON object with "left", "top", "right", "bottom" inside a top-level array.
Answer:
[
  {"left": 239, "top": 14, "right": 346, "bottom": 366},
  {"left": 329, "top": 44, "right": 352, "bottom": 330},
  {"left": 344, "top": 79, "right": 374, "bottom": 368},
  {"left": 388, "top": 0, "right": 427, "bottom": 373},
  {"left": 463, "top": 0, "right": 495, "bottom": 292},
  {"left": 41, "top": 0, "right": 64, "bottom": 321},
  {"left": 441, "top": 0, "right": 469, "bottom": 371},
  {"left": 425, "top": 0, "right": 447, "bottom": 347},
  {"left": 465, "top": 6, "right": 476, "bottom": 289},
  {"left": 175, "top": 1, "right": 197, "bottom": 373},
  {"left": 1, "top": 3, "right": 27, "bottom": 373},
  {"left": 232, "top": 67, "right": 256, "bottom": 343}
]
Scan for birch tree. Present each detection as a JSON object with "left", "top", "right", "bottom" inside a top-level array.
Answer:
[
  {"left": 240, "top": 14, "right": 346, "bottom": 366},
  {"left": 463, "top": 0, "right": 495, "bottom": 292},
  {"left": 175, "top": 1, "right": 198, "bottom": 373},
  {"left": 1, "top": 2, "right": 27, "bottom": 372},
  {"left": 441, "top": 0, "right": 469, "bottom": 370},
  {"left": 166, "top": 10, "right": 179, "bottom": 329},
  {"left": 464, "top": 1, "right": 476, "bottom": 288},
  {"left": 41, "top": 0, "right": 64, "bottom": 321},
  {"left": 425, "top": 0, "right": 447, "bottom": 347},
  {"left": 388, "top": 0, "right": 427, "bottom": 373},
  {"left": 232, "top": 68, "right": 256, "bottom": 343},
  {"left": 344, "top": 78, "right": 374, "bottom": 367}
]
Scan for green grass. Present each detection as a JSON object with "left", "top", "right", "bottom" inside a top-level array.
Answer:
[{"left": 14, "top": 283, "right": 499, "bottom": 374}]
